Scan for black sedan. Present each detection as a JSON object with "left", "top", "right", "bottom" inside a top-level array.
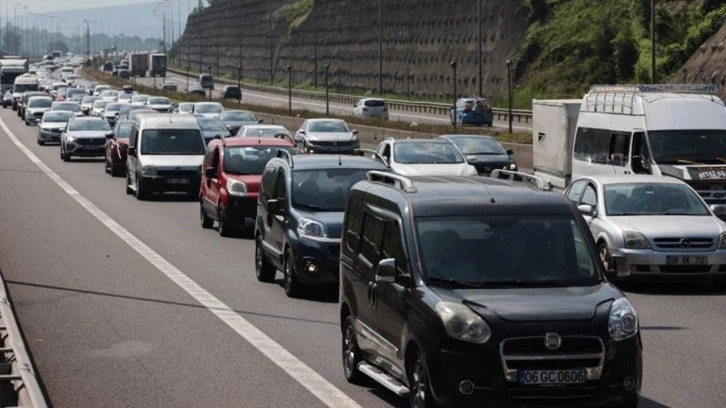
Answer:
[{"left": 439, "top": 134, "right": 517, "bottom": 175}]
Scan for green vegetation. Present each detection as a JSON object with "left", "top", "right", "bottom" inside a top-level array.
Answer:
[
  {"left": 517, "top": 0, "right": 726, "bottom": 104},
  {"left": 273, "top": 0, "right": 314, "bottom": 44}
]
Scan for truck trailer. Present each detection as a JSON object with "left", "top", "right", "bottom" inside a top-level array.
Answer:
[
  {"left": 129, "top": 53, "right": 149, "bottom": 77},
  {"left": 148, "top": 54, "right": 167, "bottom": 77},
  {"left": 0, "top": 58, "right": 29, "bottom": 95}
]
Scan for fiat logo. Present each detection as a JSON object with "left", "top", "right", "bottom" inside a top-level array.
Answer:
[
  {"left": 544, "top": 332, "right": 562, "bottom": 351},
  {"left": 680, "top": 238, "right": 691, "bottom": 248}
]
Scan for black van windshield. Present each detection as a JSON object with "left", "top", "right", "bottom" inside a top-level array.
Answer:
[
  {"left": 417, "top": 216, "right": 599, "bottom": 288},
  {"left": 140, "top": 129, "right": 205, "bottom": 155},
  {"left": 649, "top": 130, "right": 726, "bottom": 164}
]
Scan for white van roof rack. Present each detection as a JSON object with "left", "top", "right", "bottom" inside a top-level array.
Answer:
[
  {"left": 490, "top": 170, "right": 552, "bottom": 191},
  {"left": 588, "top": 84, "right": 717, "bottom": 95},
  {"left": 367, "top": 171, "right": 417, "bottom": 193}
]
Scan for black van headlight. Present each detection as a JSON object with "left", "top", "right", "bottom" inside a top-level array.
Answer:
[
  {"left": 436, "top": 302, "right": 491, "bottom": 344},
  {"left": 608, "top": 298, "right": 638, "bottom": 341}
]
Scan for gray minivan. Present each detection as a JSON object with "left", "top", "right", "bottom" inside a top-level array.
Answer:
[{"left": 125, "top": 114, "right": 206, "bottom": 200}]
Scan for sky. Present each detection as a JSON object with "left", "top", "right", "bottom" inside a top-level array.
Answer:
[{"left": 8, "top": 0, "right": 193, "bottom": 13}]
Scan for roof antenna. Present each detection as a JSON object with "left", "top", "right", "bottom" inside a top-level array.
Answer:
[
  {"left": 337, "top": 134, "right": 342, "bottom": 166},
  {"left": 257, "top": 128, "right": 261, "bottom": 144}
]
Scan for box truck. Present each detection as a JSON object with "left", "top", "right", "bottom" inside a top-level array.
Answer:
[
  {"left": 149, "top": 54, "right": 167, "bottom": 77},
  {"left": 129, "top": 53, "right": 149, "bottom": 77}
]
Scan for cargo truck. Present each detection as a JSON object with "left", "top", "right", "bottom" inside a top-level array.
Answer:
[
  {"left": 129, "top": 52, "right": 149, "bottom": 77},
  {"left": 0, "top": 57, "right": 29, "bottom": 95},
  {"left": 532, "top": 84, "right": 726, "bottom": 205},
  {"left": 148, "top": 54, "right": 167, "bottom": 77}
]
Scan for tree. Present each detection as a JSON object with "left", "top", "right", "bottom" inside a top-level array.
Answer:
[{"left": 48, "top": 40, "right": 69, "bottom": 54}]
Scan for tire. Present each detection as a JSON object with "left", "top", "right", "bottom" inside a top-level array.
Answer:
[
  {"left": 61, "top": 144, "right": 71, "bottom": 162},
  {"left": 598, "top": 241, "right": 612, "bottom": 273},
  {"left": 408, "top": 351, "right": 438, "bottom": 408},
  {"left": 135, "top": 174, "right": 148, "bottom": 200},
  {"left": 217, "top": 208, "right": 233, "bottom": 237},
  {"left": 37, "top": 140, "right": 45, "bottom": 146},
  {"left": 283, "top": 249, "right": 302, "bottom": 298},
  {"left": 200, "top": 203, "right": 213, "bottom": 229},
  {"left": 342, "top": 315, "right": 366, "bottom": 384},
  {"left": 125, "top": 174, "right": 134, "bottom": 195},
  {"left": 255, "top": 235, "right": 276, "bottom": 283}
]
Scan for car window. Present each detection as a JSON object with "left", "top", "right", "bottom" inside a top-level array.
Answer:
[
  {"left": 43, "top": 112, "right": 73, "bottom": 122},
  {"left": 115, "top": 123, "right": 133, "bottom": 139},
  {"left": 28, "top": 98, "right": 52, "bottom": 108},
  {"left": 195, "top": 104, "right": 223, "bottom": 114},
  {"left": 581, "top": 184, "right": 597, "bottom": 207},
  {"left": 198, "top": 118, "right": 228, "bottom": 132},
  {"left": 224, "top": 146, "right": 297, "bottom": 175},
  {"left": 360, "top": 213, "right": 384, "bottom": 265},
  {"left": 566, "top": 180, "right": 588, "bottom": 202},
  {"left": 260, "top": 166, "right": 277, "bottom": 203},
  {"left": 344, "top": 199, "right": 363, "bottom": 252},
  {"left": 140, "top": 129, "right": 205, "bottom": 155},
  {"left": 68, "top": 120, "right": 111, "bottom": 131},
  {"left": 381, "top": 222, "right": 409, "bottom": 278},
  {"left": 308, "top": 121, "right": 349, "bottom": 133},
  {"left": 222, "top": 111, "right": 256, "bottom": 121},
  {"left": 393, "top": 142, "right": 464, "bottom": 164},
  {"left": 242, "top": 127, "right": 290, "bottom": 138},
  {"left": 449, "top": 137, "right": 506, "bottom": 155},
  {"left": 364, "top": 99, "right": 386, "bottom": 108},
  {"left": 274, "top": 169, "right": 287, "bottom": 201},
  {"left": 148, "top": 97, "right": 170, "bottom": 105},
  {"left": 604, "top": 183, "right": 709, "bottom": 216}
]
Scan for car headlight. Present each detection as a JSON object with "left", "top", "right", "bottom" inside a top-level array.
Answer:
[
  {"left": 227, "top": 179, "right": 248, "bottom": 197},
  {"left": 436, "top": 302, "right": 491, "bottom": 344},
  {"left": 623, "top": 230, "right": 651, "bottom": 249},
  {"left": 509, "top": 163, "right": 518, "bottom": 171},
  {"left": 142, "top": 165, "right": 157, "bottom": 176},
  {"left": 297, "top": 217, "right": 326, "bottom": 238},
  {"left": 65, "top": 136, "right": 75, "bottom": 143},
  {"left": 608, "top": 297, "right": 638, "bottom": 341},
  {"left": 719, "top": 232, "right": 726, "bottom": 249},
  {"left": 351, "top": 134, "right": 358, "bottom": 142}
]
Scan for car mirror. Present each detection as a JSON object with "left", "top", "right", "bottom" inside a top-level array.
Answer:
[
  {"left": 266, "top": 199, "right": 283, "bottom": 214},
  {"left": 258, "top": 119, "right": 264, "bottom": 124},
  {"left": 577, "top": 204, "right": 597, "bottom": 218},
  {"left": 506, "top": 149, "right": 514, "bottom": 155},
  {"left": 127, "top": 146, "right": 136, "bottom": 156},
  {"left": 375, "top": 258, "right": 396, "bottom": 283},
  {"left": 352, "top": 129, "right": 360, "bottom": 135},
  {"left": 711, "top": 205, "right": 726, "bottom": 217},
  {"left": 204, "top": 166, "right": 217, "bottom": 178},
  {"left": 466, "top": 155, "right": 477, "bottom": 163},
  {"left": 611, "top": 255, "right": 631, "bottom": 278},
  {"left": 298, "top": 130, "right": 305, "bottom": 135},
  {"left": 105, "top": 132, "right": 114, "bottom": 139}
]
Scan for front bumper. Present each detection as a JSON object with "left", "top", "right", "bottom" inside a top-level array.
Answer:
[
  {"left": 612, "top": 247, "right": 726, "bottom": 280},
  {"left": 65, "top": 140, "right": 106, "bottom": 156},
  {"left": 290, "top": 235, "right": 341, "bottom": 284},
  {"left": 38, "top": 129, "right": 62, "bottom": 142},
  {"left": 427, "top": 333, "right": 641, "bottom": 408},
  {"left": 224, "top": 194, "right": 259, "bottom": 222}
]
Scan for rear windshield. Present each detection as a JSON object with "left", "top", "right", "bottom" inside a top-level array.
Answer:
[
  {"left": 417, "top": 216, "right": 599, "bottom": 287},
  {"left": 224, "top": 146, "right": 297, "bottom": 175},
  {"left": 140, "top": 129, "right": 205, "bottom": 155},
  {"left": 222, "top": 111, "right": 256, "bottom": 121},
  {"left": 43, "top": 112, "right": 73, "bottom": 122},
  {"left": 364, "top": 99, "right": 386, "bottom": 107},
  {"left": 68, "top": 120, "right": 111, "bottom": 131},
  {"left": 448, "top": 136, "right": 506, "bottom": 155},
  {"left": 197, "top": 118, "right": 228, "bottom": 132},
  {"left": 93, "top": 101, "right": 108, "bottom": 109},
  {"left": 14, "top": 84, "right": 39, "bottom": 93},
  {"left": 115, "top": 122, "right": 133, "bottom": 139},
  {"left": 195, "top": 104, "right": 222, "bottom": 114},
  {"left": 393, "top": 142, "right": 464, "bottom": 164},
  {"left": 148, "top": 97, "right": 170, "bottom": 105},
  {"left": 105, "top": 104, "right": 122, "bottom": 113},
  {"left": 28, "top": 98, "right": 52, "bottom": 108},
  {"left": 52, "top": 103, "right": 80, "bottom": 112},
  {"left": 308, "top": 121, "right": 348, "bottom": 133},
  {"left": 243, "top": 127, "right": 289, "bottom": 138}
]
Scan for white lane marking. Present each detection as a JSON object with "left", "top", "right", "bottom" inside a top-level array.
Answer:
[{"left": 0, "top": 117, "right": 361, "bottom": 408}]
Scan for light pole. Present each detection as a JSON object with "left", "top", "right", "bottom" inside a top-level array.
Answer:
[
  {"left": 313, "top": 1, "right": 318, "bottom": 88},
  {"left": 237, "top": 64, "right": 242, "bottom": 103},
  {"left": 450, "top": 61, "right": 457, "bottom": 133},
  {"left": 324, "top": 64, "right": 330, "bottom": 116},
  {"left": 286, "top": 64, "right": 292, "bottom": 116},
  {"left": 377, "top": 0, "right": 382, "bottom": 95},
  {"left": 477, "top": 0, "right": 483, "bottom": 97},
  {"left": 186, "top": 64, "right": 190, "bottom": 92},
  {"left": 208, "top": 64, "right": 212, "bottom": 101},
  {"left": 506, "top": 59, "right": 513, "bottom": 134},
  {"left": 682, "top": 68, "right": 687, "bottom": 83},
  {"left": 650, "top": 0, "right": 655, "bottom": 84}
]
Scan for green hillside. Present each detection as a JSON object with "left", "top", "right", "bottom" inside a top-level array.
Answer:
[{"left": 514, "top": 0, "right": 726, "bottom": 105}]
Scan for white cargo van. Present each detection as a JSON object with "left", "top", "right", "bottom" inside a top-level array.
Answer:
[
  {"left": 125, "top": 114, "right": 206, "bottom": 200},
  {"left": 533, "top": 85, "right": 726, "bottom": 204}
]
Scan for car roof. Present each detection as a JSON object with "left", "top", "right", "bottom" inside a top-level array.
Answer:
[
  {"left": 70, "top": 116, "right": 104, "bottom": 121},
  {"left": 222, "top": 137, "right": 295, "bottom": 148},
  {"left": 139, "top": 113, "right": 202, "bottom": 129},
  {"left": 389, "top": 138, "right": 452, "bottom": 145},
  {"left": 359, "top": 175, "right": 574, "bottom": 217},
  {"left": 575, "top": 175, "right": 687, "bottom": 186},
  {"left": 194, "top": 102, "right": 222, "bottom": 106},
  {"left": 275, "top": 155, "right": 389, "bottom": 171},
  {"left": 307, "top": 118, "right": 345, "bottom": 123},
  {"left": 440, "top": 134, "right": 497, "bottom": 141},
  {"left": 243, "top": 124, "right": 287, "bottom": 130}
]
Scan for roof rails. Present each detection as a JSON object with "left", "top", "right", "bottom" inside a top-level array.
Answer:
[
  {"left": 490, "top": 169, "right": 552, "bottom": 191},
  {"left": 588, "top": 84, "right": 717, "bottom": 95},
  {"left": 276, "top": 148, "right": 294, "bottom": 168},
  {"left": 367, "top": 171, "right": 417, "bottom": 193},
  {"left": 354, "top": 149, "right": 391, "bottom": 168}
]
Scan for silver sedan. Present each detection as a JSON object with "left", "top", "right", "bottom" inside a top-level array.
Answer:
[{"left": 564, "top": 175, "right": 726, "bottom": 283}]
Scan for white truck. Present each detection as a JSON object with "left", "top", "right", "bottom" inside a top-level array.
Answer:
[
  {"left": 129, "top": 53, "right": 149, "bottom": 77},
  {"left": 148, "top": 54, "right": 167, "bottom": 77},
  {"left": 0, "top": 57, "right": 29, "bottom": 95},
  {"left": 531, "top": 84, "right": 726, "bottom": 205}
]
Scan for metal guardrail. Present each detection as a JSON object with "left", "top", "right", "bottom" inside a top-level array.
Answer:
[
  {"left": 166, "top": 67, "right": 533, "bottom": 125},
  {"left": 0, "top": 274, "right": 47, "bottom": 408}
]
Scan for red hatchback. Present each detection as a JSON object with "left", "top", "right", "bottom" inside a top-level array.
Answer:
[
  {"left": 105, "top": 119, "right": 133, "bottom": 177},
  {"left": 200, "top": 136, "right": 298, "bottom": 236}
]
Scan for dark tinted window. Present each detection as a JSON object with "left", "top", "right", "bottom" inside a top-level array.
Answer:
[
  {"left": 28, "top": 98, "right": 52, "bottom": 108},
  {"left": 115, "top": 122, "right": 133, "bottom": 139},
  {"left": 260, "top": 166, "right": 277, "bottom": 202},
  {"left": 68, "top": 119, "right": 111, "bottom": 131},
  {"left": 197, "top": 117, "right": 228, "bottom": 132},
  {"left": 393, "top": 142, "right": 464, "bottom": 164},
  {"left": 448, "top": 136, "right": 506, "bottom": 155},
  {"left": 223, "top": 146, "right": 297, "bottom": 175},
  {"left": 344, "top": 198, "right": 363, "bottom": 252},
  {"left": 360, "top": 214, "right": 384, "bottom": 264},
  {"left": 364, "top": 99, "right": 386, "bottom": 107},
  {"left": 649, "top": 130, "right": 726, "bottom": 164},
  {"left": 292, "top": 168, "right": 373, "bottom": 212},
  {"left": 381, "top": 222, "right": 409, "bottom": 277},
  {"left": 140, "top": 129, "right": 205, "bottom": 155}
]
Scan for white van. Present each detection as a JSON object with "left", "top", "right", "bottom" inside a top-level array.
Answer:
[
  {"left": 125, "top": 114, "right": 206, "bottom": 200},
  {"left": 533, "top": 85, "right": 726, "bottom": 203}
]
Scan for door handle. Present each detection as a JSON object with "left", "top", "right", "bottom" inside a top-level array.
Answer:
[{"left": 367, "top": 282, "right": 376, "bottom": 306}]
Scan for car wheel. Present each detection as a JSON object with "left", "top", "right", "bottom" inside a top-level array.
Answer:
[
  {"left": 283, "top": 249, "right": 302, "bottom": 298},
  {"left": 110, "top": 163, "right": 123, "bottom": 177},
  {"left": 217, "top": 208, "right": 232, "bottom": 237},
  {"left": 598, "top": 242, "right": 612, "bottom": 273},
  {"left": 135, "top": 174, "right": 148, "bottom": 200},
  {"left": 255, "top": 235, "right": 276, "bottom": 283},
  {"left": 342, "top": 315, "right": 366, "bottom": 384},
  {"left": 125, "top": 173, "right": 134, "bottom": 195},
  {"left": 200, "top": 203, "right": 213, "bottom": 229},
  {"left": 37, "top": 140, "right": 45, "bottom": 146},
  {"left": 408, "top": 351, "right": 437, "bottom": 408},
  {"left": 61, "top": 144, "right": 71, "bottom": 162}
]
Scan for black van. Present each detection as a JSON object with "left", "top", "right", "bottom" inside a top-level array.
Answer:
[{"left": 339, "top": 172, "right": 642, "bottom": 408}]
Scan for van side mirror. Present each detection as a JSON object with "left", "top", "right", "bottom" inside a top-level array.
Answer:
[
  {"left": 352, "top": 129, "right": 360, "bottom": 135},
  {"left": 375, "top": 258, "right": 396, "bottom": 283},
  {"left": 710, "top": 204, "right": 726, "bottom": 217},
  {"left": 577, "top": 204, "right": 597, "bottom": 218},
  {"left": 506, "top": 149, "right": 514, "bottom": 155},
  {"left": 258, "top": 119, "right": 264, "bottom": 124},
  {"left": 266, "top": 199, "right": 283, "bottom": 214},
  {"left": 611, "top": 255, "right": 631, "bottom": 278},
  {"left": 204, "top": 166, "right": 217, "bottom": 178},
  {"left": 127, "top": 146, "right": 136, "bottom": 156}
]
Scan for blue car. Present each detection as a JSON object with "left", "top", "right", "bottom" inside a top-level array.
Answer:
[{"left": 451, "top": 97, "right": 494, "bottom": 127}]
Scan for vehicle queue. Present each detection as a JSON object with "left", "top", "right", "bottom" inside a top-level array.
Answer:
[{"left": 8, "top": 56, "right": 726, "bottom": 408}]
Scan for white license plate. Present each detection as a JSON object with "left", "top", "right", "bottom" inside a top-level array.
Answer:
[
  {"left": 518, "top": 369, "right": 586, "bottom": 385},
  {"left": 666, "top": 256, "right": 707, "bottom": 265},
  {"left": 167, "top": 178, "right": 190, "bottom": 185}
]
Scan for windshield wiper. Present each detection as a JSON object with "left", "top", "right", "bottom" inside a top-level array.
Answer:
[{"left": 426, "top": 275, "right": 482, "bottom": 288}]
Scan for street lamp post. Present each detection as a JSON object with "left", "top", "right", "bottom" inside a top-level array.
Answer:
[
  {"left": 208, "top": 64, "right": 212, "bottom": 101},
  {"left": 286, "top": 64, "right": 292, "bottom": 116},
  {"left": 682, "top": 68, "right": 687, "bottom": 83},
  {"left": 186, "top": 64, "right": 190, "bottom": 92},
  {"left": 650, "top": 0, "right": 655, "bottom": 84},
  {"left": 450, "top": 61, "right": 457, "bottom": 133},
  {"left": 506, "top": 59, "right": 513, "bottom": 134},
  {"left": 324, "top": 64, "right": 330, "bottom": 116},
  {"left": 477, "top": 0, "right": 483, "bottom": 97},
  {"left": 377, "top": 0, "right": 383, "bottom": 95},
  {"left": 237, "top": 64, "right": 242, "bottom": 103},
  {"left": 313, "top": 1, "right": 318, "bottom": 89}
]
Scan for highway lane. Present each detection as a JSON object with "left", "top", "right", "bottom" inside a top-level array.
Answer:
[
  {"left": 134, "top": 72, "right": 533, "bottom": 132},
  {"left": 0, "top": 103, "right": 725, "bottom": 407}
]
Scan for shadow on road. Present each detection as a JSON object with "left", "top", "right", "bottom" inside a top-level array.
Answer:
[
  {"left": 640, "top": 396, "right": 671, "bottom": 407},
  {"left": 617, "top": 281, "right": 726, "bottom": 296},
  {"left": 4, "top": 279, "right": 338, "bottom": 326},
  {"left": 273, "top": 278, "right": 339, "bottom": 304}
]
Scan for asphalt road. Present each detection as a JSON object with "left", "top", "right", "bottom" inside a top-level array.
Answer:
[
  {"left": 0, "top": 105, "right": 724, "bottom": 407},
  {"left": 134, "top": 72, "right": 533, "bottom": 132}
]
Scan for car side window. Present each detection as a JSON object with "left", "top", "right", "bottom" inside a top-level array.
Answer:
[
  {"left": 260, "top": 166, "right": 277, "bottom": 203},
  {"left": 360, "top": 212, "right": 384, "bottom": 265},
  {"left": 608, "top": 132, "right": 630, "bottom": 166},
  {"left": 344, "top": 198, "right": 363, "bottom": 252},
  {"left": 381, "top": 221, "right": 410, "bottom": 278},
  {"left": 581, "top": 184, "right": 597, "bottom": 207},
  {"left": 275, "top": 168, "right": 287, "bottom": 201},
  {"left": 212, "top": 147, "right": 221, "bottom": 173},
  {"left": 381, "top": 144, "right": 391, "bottom": 161},
  {"left": 566, "top": 180, "right": 588, "bottom": 202},
  {"left": 129, "top": 126, "right": 138, "bottom": 147}
]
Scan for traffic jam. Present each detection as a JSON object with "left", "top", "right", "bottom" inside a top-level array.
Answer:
[{"left": 6, "top": 54, "right": 726, "bottom": 408}]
